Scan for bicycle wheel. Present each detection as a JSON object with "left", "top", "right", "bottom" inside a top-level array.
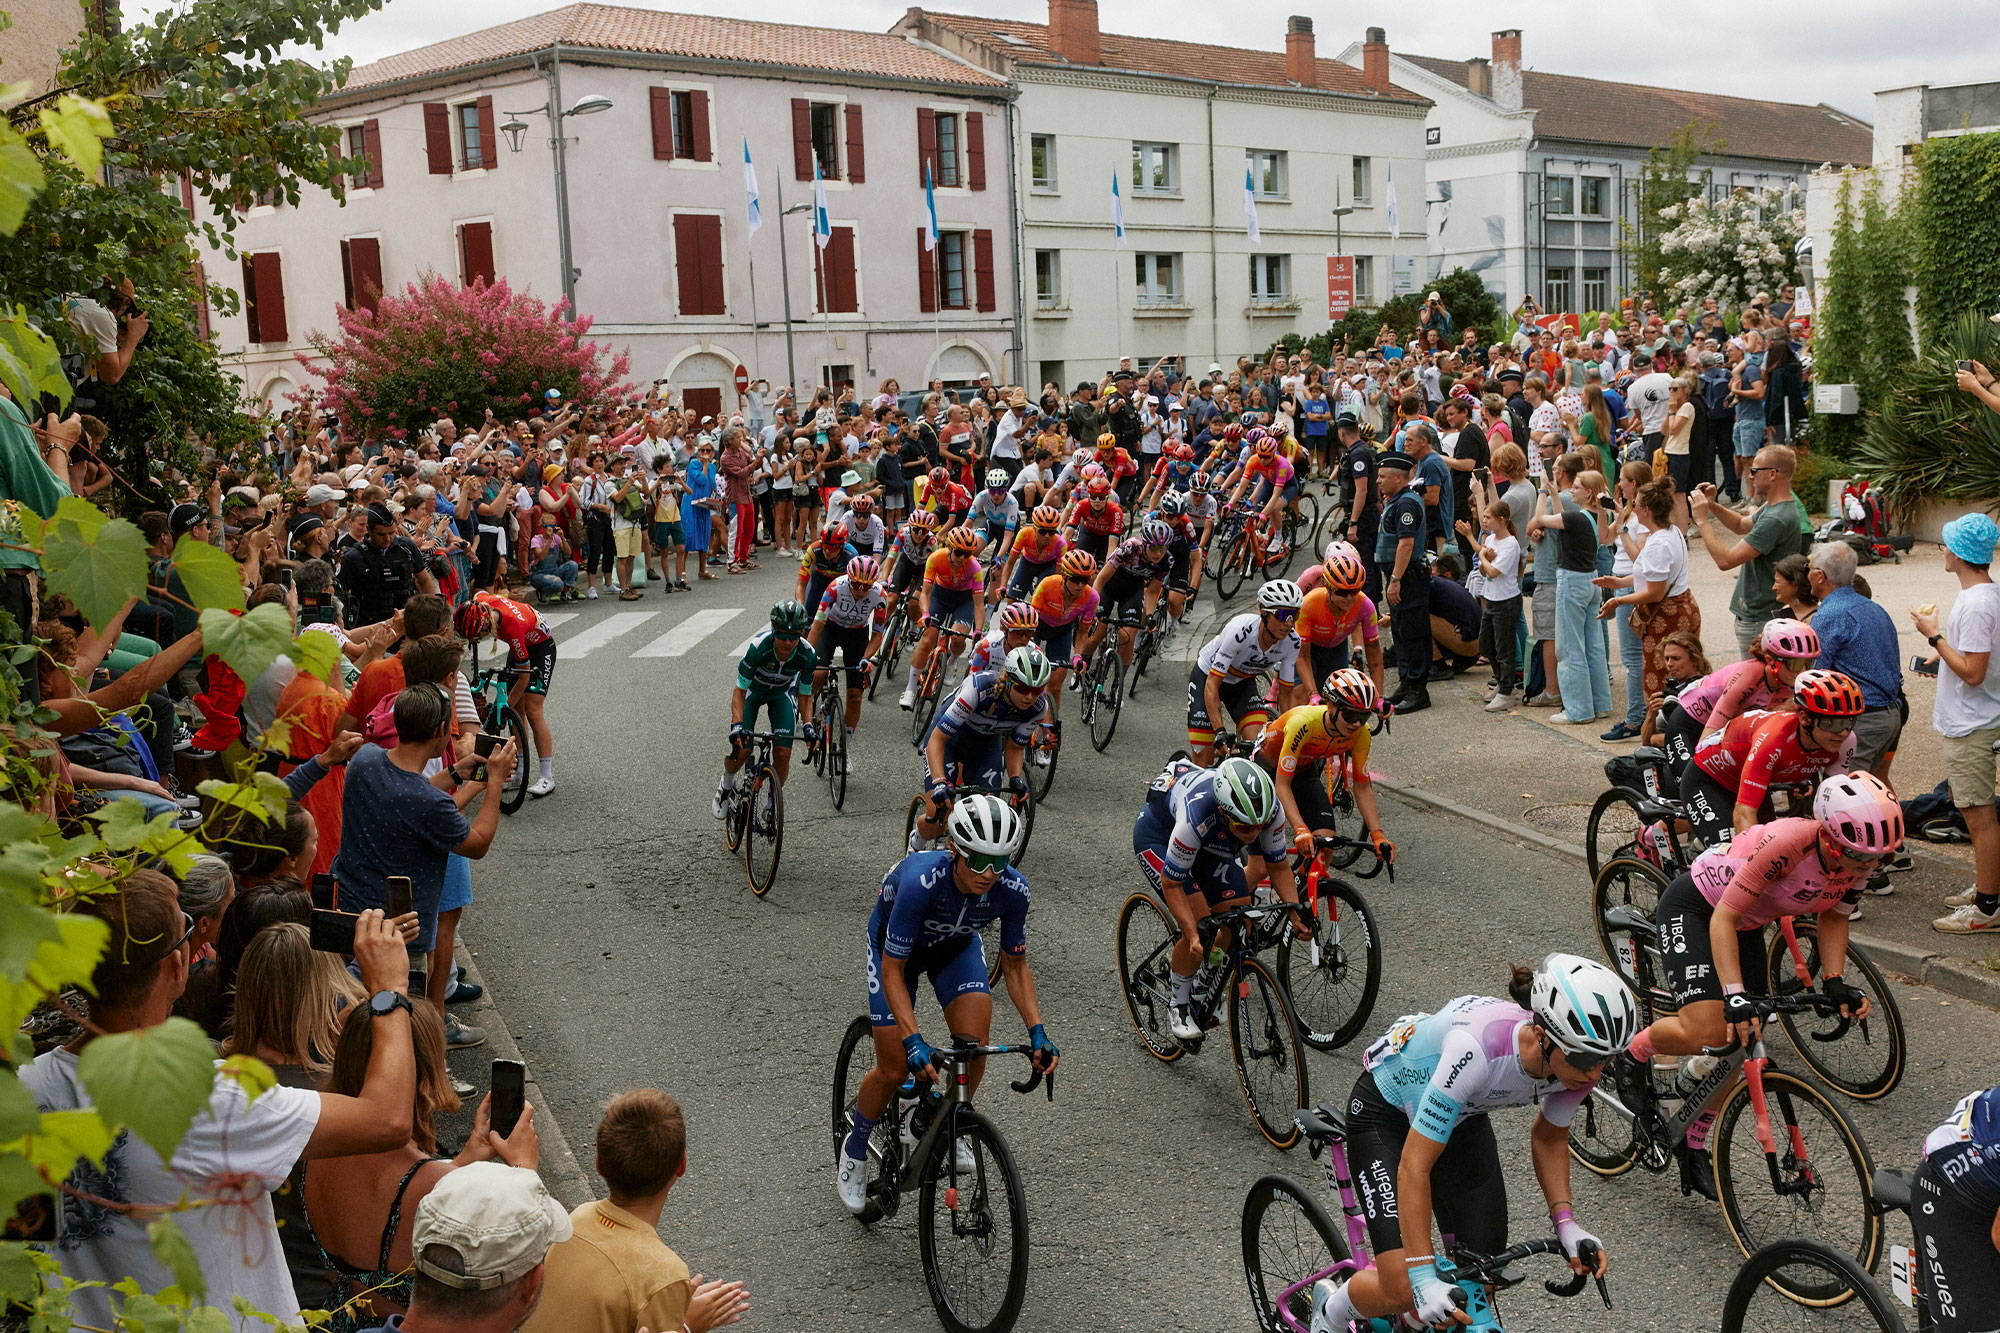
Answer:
[
  {"left": 1764, "top": 931, "right": 1905, "bottom": 1101},
  {"left": 723, "top": 773, "right": 748, "bottom": 853},
  {"left": 1215, "top": 527, "right": 1251, "bottom": 601},
  {"left": 917, "top": 1106, "right": 1029, "bottom": 1333},
  {"left": 1566, "top": 1084, "right": 1643, "bottom": 1176},
  {"left": 1131, "top": 627, "right": 1156, "bottom": 689},
  {"left": 1242, "top": 1174, "right": 1347, "bottom": 1333},
  {"left": 743, "top": 766, "right": 784, "bottom": 897},
  {"left": 1027, "top": 724, "right": 1059, "bottom": 802},
  {"left": 1277, "top": 878, "right": 1382, "bottom": 1052},
  {"left": 1586, "top": 786, "right": 1651, "bottom": 883},
  {"left": 1713, "top": 1067, "right": 1882, "bottom": 1303},
  {"left": 1116, "top": 892, "right": 1185, "bottom": 1062},
  {"left": 827, "top": 719, "right": 848, "bottom": 811},
  {"left": 911, "top": 655, "right": 942, "bottom": 745},
  {"left": 1228, "top": 956, "right": 1308, "bottom": 1150},
  {"left": 498, "top": 705, "right": 534, "bottom": 815},
  {"left": 830, "top": 1014, "right": 894, "bottom": 1225},
  {"left": 1592, "top": 857, "right": 1669, "bottom": 991},
  {"left": 1011, "top": 785, "right": 1036, "bottom": 869},
  {"left": 903, "top": 794, "right": 926, "bottom": 856},
  {"left": 1721, "top": 1238, "right": 1905, "bottom": 1331},
  {"left": 1087, "top": 649, "right": 1125, "bottom": 753}
]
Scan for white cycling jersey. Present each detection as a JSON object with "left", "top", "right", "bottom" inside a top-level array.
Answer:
[
  {"left": 815, "top": 576, "right": 886, "bottom": 630},
  {"left": 1195, "top": 612, "right": 1302, "bottom": 685}
]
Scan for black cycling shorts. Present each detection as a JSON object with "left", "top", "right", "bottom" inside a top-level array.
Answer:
[
  {"left": 1655, "top": 872, "right": 1767, "bottom": 1009},
  {"left": 514, "top": 640, "right": 557, "bottom": 697},
  {"left": 1103, "top": 571, "right": 1152, "bottom": 627},
  {"left": 888, "top": 552, "right": 925, "bottom": 595},
  {"left": 1308, "top": 641, "right": 1352, "bottom": 692},
  {"left": 818, "top": 621, "right": 872, "bottom": 689},
  {"left": 1678, "top": 764, "right": 1741, "bottom": 849},
  {"left": 1186, "top": 667, "right": 1271, "bottom": 741},
  {"left": 1913, "top": 1144, "right": 2000, "bottom": 1333},
  {"left": 1660, "top": 700, "right": 1702, "bottom": 780},
  {"left": 1346, "top": 1069, "right": 1507, "bottom": 1259}
]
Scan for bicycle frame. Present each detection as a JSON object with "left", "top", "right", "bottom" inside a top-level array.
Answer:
[{"left": 871, "top": 1041, "right": 1052, "bottom": 1208}]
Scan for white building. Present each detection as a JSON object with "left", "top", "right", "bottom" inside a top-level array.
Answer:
[
  {"left": 199, "top": 3, "right": 1020, "bottom": 416},
  {"left": 896, "top": 2, "right": 1431, "bottom": 390},
  {"left": 1338, "top": 28, "right": 1873, "bottom": 314}
]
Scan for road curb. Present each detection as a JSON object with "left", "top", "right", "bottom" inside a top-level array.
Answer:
[
  {"left": 453, "top": 949, "right": 595, "bottom": 1208},
  {"left": 1377, "top": 777, "right": 2000, "bottom": 1013}
]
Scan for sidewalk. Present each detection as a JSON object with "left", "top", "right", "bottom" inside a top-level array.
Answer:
[{"left": 1371, "top": 532, "right": 2000, "bottom": 1008}]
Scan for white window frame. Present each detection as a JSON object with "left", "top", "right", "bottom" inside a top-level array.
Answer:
[
  {"left": 1579, "top": 176, "right": 1610, "bottom": 218},
  {"left": 1352, "top": 255, "right": 1373, "bottom": 302},
  {"left": 1249, "top": 253, "right": 1292, "bottom": 301},
  {"left": 1350, "top": 155, "right": 1372, "bottom": 204},
  {"left": 663, "top": 81, "right": 718, "bottom": 171},
  {"left": 931, "top": 106, "right": 965, "bottom": 190},
  {"left": 806, "top": 96, "right": 852, "bottom": 189},
  {"left": 937, "top": 229, "right": 971, "bottom": 310},
  {"left": 1247, "top": 148, "right": 1287, "bottom": 200},
  {"left": 453, "top": 100, "right": 490, "bottom": 176},
  {"left": 1581, "top": 267, "right": 1609, "bottom": 313},
  {"left": 1546, "top": 266, "right": 1574, "bottom": 312},
  {"left": 1033, "top": 249, "right": 1062, "bottom": 308},
  {"left": 1134, "top": 251, "right": 1183, "bottom": 305},
  {"left": 1132, "top": 141, "right": 1179, "bottom": 196},
  {"left": 1545, "top": 175, "right": 1576, "bottom": 216},
  {"left": 1029, "top": 133, "right": 1057, "bottom": 192}
]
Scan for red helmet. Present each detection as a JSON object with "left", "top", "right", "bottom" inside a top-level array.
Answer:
[
  {"left": 1170, "top": 442, "right": 1195, "bottom": 461},
  {"left": 1321, "top": 668, "right": 1378, "bottom": 713},
  {"left": 1323, "top": 552, "right": 1367, "bottom": 593},
  {"left": 1059, "top": 550, "right": 1098, "bottom": 579},
  {"left": 454, "top": 602, "right": 494, "bottom": 641},
  {"left": 1030, "top": 504, "right": 1062, "bottom": 530},
  {"left": 1085, "top": 476, "right": 1113, "bottom": 499},
  {"left": 1794, "top": 668, "right": 1865, "bottom": 718},
  {"left": 846, "top": 555, "right": 880, "bottom": 583},
  {"left": 946, "top": 525, "right": 983, "bottom": 554},
  {"left": 929, "top": 467, "right": 949, "bottom": 486},
  {"left": 851, "top": 493, "right": 874, "bottom": 512},
  {"left": 1222, "top": 423, "right": 1245, "bottom": 441},
  {"left": 998, "top": 601, "right": 1038, "bottom": 632},
  {"left": 907, "top": 510, "right": 938, "bottom": 533},
  {"left": 820, "top": 522, "right": 849, "bottom": 549}
]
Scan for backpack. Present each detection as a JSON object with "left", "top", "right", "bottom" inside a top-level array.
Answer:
[{"left": 1699, "top": 370, "right": 1733, "bottom": 419}]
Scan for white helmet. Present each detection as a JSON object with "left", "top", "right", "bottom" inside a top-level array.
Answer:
[
  {"left": 1323, "top": 538, "right": 1362, "bottom": 567},
  {"left": 947, "top": 793, "right": 1023, "bottom": 858},
  {"left": 1257, "top": 579, "right": 1305, "bottom": 614},
  {"left": 1210, "top": 757, "right": 1277, "bottom": 827},
  {"left": 1002, "top": 644, "right": 1053, "bottom": 689},
  {"left": 1529, "top": 953, "right": 1640, "bottom": 1060}
]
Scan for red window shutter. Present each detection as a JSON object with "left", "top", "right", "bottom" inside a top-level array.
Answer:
[
  {"left": 917, "top": 107, "right": 937, "bottom": 186},
  {"left": 240, "top": 254, "right": 260, "bottom": 341},
  {"left": 339, "top": 239, "right": 354, "bottom": 311},
  {"left": 967, "top": 111, "right": 986, "bottom": 191},
  {"left": 363, "top": 119, "right": 385, "bottom": 188},
  {"left": 917, "top": 229, "right": 937, "bottom": 314},
  {"left": 252, "top": 252, "right": 288, "bottom": 341},
  {"left": 690, "top": 90, "right": 713, "bottom": 163},
  {"left": 829, "top": 227, "right": 858, "bottom": 313},
  {"left": 704, "top": 215, "right": 726, "bottom": 313},
  {"left": 844, "top": 104, "right": 865, "bottom": 183},
  {"left": 672, "top": 215, "right": 701, "bottom": 314},
  {"left": 650, "top": 87, "right": 675, "bottom": 160},
  {"left": 973, "top": 228, "right": 996, "bottom": 312},
  {"left": 673, "top": 215, "right": 725, "bottom": 316},
  {"left": 476, "top": 96, "right": 497, "bottom": 171},
  {"left": 791, "top": 98, "right": 813, "bottom": 180},
  {"left": 459, "top": 221, "right": 494, "bottom": 287},
  {"left": 349, "top": 237, "right": 383, "bottom": 312},
  {"left": 424, "top": 103, "right": 452, "bottom": 174}
]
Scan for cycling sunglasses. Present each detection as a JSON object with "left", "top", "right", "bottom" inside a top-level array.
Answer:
[
  {"left": 1265, "top": 608, "right": 1299, "bottom": 623},
  {"left": 1808, "top": 715, "right": 1859, "bottom": 735},
  {"left": 1335, "top": 706, "right": 1371, "bottom": 726},
  {"left": 772, "top": 632, "right": 802, "bottom": 643},
  {"left": 1064, "top": 573, "right": 1089, "bottom": 584},
  {"left": 963, "top": 850, "right": 1012, "bottom": 875},
  {"left": 1562, "top": 1047, "right": 1611, "bottom": 1072}
]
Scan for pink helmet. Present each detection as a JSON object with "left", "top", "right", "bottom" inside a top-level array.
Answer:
[
  {"left": 1322, "top": 538, "right": 1362, "bottom": 568},
  {"left": 1760, "top": 617, "right": 1820, "bottom": 660},
  {"left": 1814, "top": 771, "right": 1905, "bottom": 857}
]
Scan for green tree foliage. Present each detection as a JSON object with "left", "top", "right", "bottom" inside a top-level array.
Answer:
[
  {"left": 1906, "top": 130, "right": 2000, "bottom": 349},
  {"left": 1851, "top": 309, "right": 2000, "bottom": 516},
  {"left": 1815, "top": 174, "right": 1914, "bottom": 462},
  {"left": 1268, "top": 267, "right": 1502, "bottom": 365},
  {"left": 1623, "top": 121, "right": 1722, "bottom": 297}
]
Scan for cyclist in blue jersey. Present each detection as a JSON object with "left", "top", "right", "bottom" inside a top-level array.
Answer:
[
  {"left": 968, "top": 468, "right": 1022, "bottom": 563},
  {"left": 1309, "top": 955, "right": 1636, "bottom": 1333},
  {"left": 1133, "top": 756, "right": 1302, "bottom": 1040},
  {"left": 911, "top": 645, "right": 1053, "bottom": 851},
  {"left": 1913, "top": 1085, "right": 2000, "bottom": 1333},
  {"left": 837, "top": 794, "right": 1059, "bottom": 1213}
]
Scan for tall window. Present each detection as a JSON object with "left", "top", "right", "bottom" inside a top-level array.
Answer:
[
  {"left": 1352, "top": 255, "right": 1372, "bottom": 302},
  {"left": 1034, "top": 249, "right": 1061, "bottom": 307},
  {"left": 1545, "top": 176, "right": 1576, "bottom": 215},
  {"left": 1132, "top": 142, "right": 1177, "bottom": 195},
  {"left": 1582, "top": 267, "right": 1609, "bottom": 312},
  {"left": 1030, "top": 134, "right": 1056, "bottom": 190},
  {"left": 671, "top": 90, "right": 698, "bottom": 158},
  {"left": 1247, "top": 149, "right": 1286, "bottom": 199},
  {"left": 1351, "top": 156, "right": 1372, "bottom": 204},
  {"left": 810, "top": 102, "right": 841, "bottom": 176},
  {"left": 1134, "top": 252, "right": 1182, "bottom": 304},
  {"left": 934, "top": 111, "right": 962, "bottom": 187},
  {"left": 1546, "top": 267, "right": 1573, "bottom": 312},
  {"left": 1580, "top": 177, "right": 1609, "bottom": 217},
  {"left": 456, "top": 103, "right": 485, "bottom": 171},
  {"left": 1249, "top": 254, "right": 1291, "bottom": 301},
  {"left": 939, "top": 231, "right": 969, "bottom": 309},
  {"left": 345, "top": 125, "right": 368, "bottom": 167}
]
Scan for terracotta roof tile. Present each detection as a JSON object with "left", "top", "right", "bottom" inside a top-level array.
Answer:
[
  {"left": 1399, "top": 52, "right": 1870, "bottom": 166},
  {"left": 341, "top": 3, "right": 1005, "bottom": 93},
  {"left": 921, "top": 11, "right": 1428, "bottom": 105}
]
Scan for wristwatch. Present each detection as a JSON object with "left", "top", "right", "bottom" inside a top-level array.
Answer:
[
  {"left": 1928, "top": 633, "right": 1944, "bottom": 648},
  {"left": 368, "top": 989, "right": 413, "bottom": 1019}
]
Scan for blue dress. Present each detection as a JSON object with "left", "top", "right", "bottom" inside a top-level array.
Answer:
[{"left": 684, "top": 459, "right": 717, "bottom": 552}]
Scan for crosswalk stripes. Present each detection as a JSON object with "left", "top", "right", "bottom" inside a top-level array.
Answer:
[
  {"left": 633, "top": 608, "right": 744, "bottom": 657},
  {"left": 539, "top": 612, "right": 578, "bottom": 633},
  {"left": 558, "top": 610, "right": 658, "bottom": 658}
]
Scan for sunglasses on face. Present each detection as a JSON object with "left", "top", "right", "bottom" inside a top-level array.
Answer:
[
  {"left": 1335, "top": 706, "right": 1371, "bottom": 726},
  {"left": 1561, "top": 1047, "right": 1610, "bottom": 1073},
  {"left": 1266, "top": 609, "right": 1298, "bottom": 623},
  {"left": 1809, "top": 716, "right": 1858, "bottom": 735},
  {"left": 963, "top": 850, "right": 1012, "bottom": 875},
  {"left": 772, "top": 632, "right": 801, "bottom": 643}
]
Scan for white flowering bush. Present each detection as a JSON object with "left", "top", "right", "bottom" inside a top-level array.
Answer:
[{"left": 1656, "top": 188, "right": 1804, "bottom": 311}]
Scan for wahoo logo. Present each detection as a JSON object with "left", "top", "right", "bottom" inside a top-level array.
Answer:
[{"left": 1439, "top": 1049, "right": 1475, "bottom": 1091}]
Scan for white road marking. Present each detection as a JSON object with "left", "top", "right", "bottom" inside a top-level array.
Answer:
[
  {"left": 633, "top": 608, "right": 744, "bottom": 657},
  {"left": 540, "top": 612, "right": 578, "bottom": 633},
  {"left": 560, "top": 611, "right": 658, "bottom": 658}
]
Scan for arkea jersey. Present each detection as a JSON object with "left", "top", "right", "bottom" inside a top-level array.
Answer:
[
  {"left": 472, "top": 592, "right": 552, "bottom": 657},
  {"left": 1196, "top": 612, "right": 1303, "bottom": 685},
  {"left": 736, "top": 629, "right": 819, "bottom": 698},
  {"left": 870, "top": 849, "right": 1029, "bottom": 964},
  {"left": 816, "top": 576, "right": 888, "bottom": 631},
  {"left": 1063, "top": 497, "right": 1125, "bottom": 537},
  {"left": 1362, "top": 995, "right": 1592, "bottom": 1143}
]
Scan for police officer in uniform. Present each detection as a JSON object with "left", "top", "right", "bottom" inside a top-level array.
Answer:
[
  {"left": 1374, "top": 454, "right": 1431, "bottom": 714},
  {"left": 1337, "top": 413, "right": 1381, "bottom": 603},
  {"left": 338, "top": 503, "right": 433, "bottom": 628}
]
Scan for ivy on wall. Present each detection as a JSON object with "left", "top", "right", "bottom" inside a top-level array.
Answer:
[
  {"left": 1812, "top": 174, "right": 1910, "bottom": 460},
  {"left": 1907, "top": 131, "right": 2000, "bottom": 349}
]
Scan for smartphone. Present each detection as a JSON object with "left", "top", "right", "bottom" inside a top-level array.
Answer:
[
  {"left": 387, "top": 875, "right": 413, "bottom": 921},
  {"left": 490, "top": 1059, "right": 526, "bottom": 1138},
  {"left": 309, "top": 906, "right": 359, "bottom": 955},
  {"left": 310, "top": 873, "right": 338, "bottom": 911},
  {"left": 1960, "top": 360, "right": 1976, "bottom": 374},
  {"left": 1912, "top": 655, "right": 1941, "bottom": 677}
]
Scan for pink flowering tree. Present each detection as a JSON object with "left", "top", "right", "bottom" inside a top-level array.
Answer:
[{"left": 298, "top": 273, "right": 633, "bottom": 439}]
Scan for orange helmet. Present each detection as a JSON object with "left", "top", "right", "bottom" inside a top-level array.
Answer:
[
  {"left": 1322, "top": 668, "right": 1378, "bottom": 713},
  {"left": 946, "top": 525, "right": 983, "bottom": 554},
  {"left": 1254, "top": 436, "right": 1279, "bottom": 456},
  {"left": 1084, "top": 476, "right": 1113, "bottom": 499},
  {"left": 1030, "top": 504, "right": 1062, "bottom": 530},
  {"left": 1095, "top": 432, "right": 1118, "bottom": 451},
  {"left": 1059, "top": 549, "right": 1098, "bottom": 579},
  {"left": 1794, "top": 669, "right": 1864, "bottom": 718},
  {"left": 1323, "top": 552, "right": 1367, "bottom": 593},
  {"left": 998, "top": 601, "right": 1038, "bottom": 632}
]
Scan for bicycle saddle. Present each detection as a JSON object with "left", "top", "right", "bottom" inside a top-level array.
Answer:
[
  {"left": 1630, "top": 746, "right": 1666, "bottom": 765},
  {"left": 1634, "top": 799, "right": 1680, "bottom": 823},
  {"left": 1293, "top": 1101, "right": 1348, "bottom": 1141},
  {"left": 1871, "top": 1167, "right": 1914, "bottom": 1216}
]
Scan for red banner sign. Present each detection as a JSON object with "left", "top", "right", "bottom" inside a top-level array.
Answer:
[{"left": 1326, "top": 256, "right": 1355, "bottom": 321}]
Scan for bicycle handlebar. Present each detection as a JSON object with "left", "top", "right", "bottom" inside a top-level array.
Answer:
[
  {"left": 1302, "top": 832, "right": 1396, "bottom": 882},
  {"left": 1447, "top": 1238, "right": 1612, "bottom": 1309},
  {"left": 926, "top": 1040, "right": 1056, "bottom": 1100}
]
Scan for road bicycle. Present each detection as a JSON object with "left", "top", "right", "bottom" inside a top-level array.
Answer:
[
  {"left": 1566, "top": 936, "right": 1880, "bottom": 1304},
  {"left": 1591, "top": 857, "right": 1906, "bottom": 1101},
  {"left": 1079, "top": 629, "right": 1127, "bottom": 753},
  {"left": 1719, "top": 1237, "right": 1907, "bottom": 1331},
  {"left": 1210, "top": 503, "right": 1297, "bottom": 601},
  {"left": 1127, "top": 598, "right": 1179, "bottom": 694},
  {"left": 831, "top": 1020, "right": 1055, "bottom": 1333},
  {"left": 1243, "top": 1101, "right": 1613, "bottom": 1333},
  {"left": 1116, "top": 892, "right": 1312, "bottom": 1149},
  {"left": 870, "top": 600, "right": 921, "bottom": 700},
  {"left": 1587, "top": 769, "right": 1817, "bottom": 885},
  {"left": 910, "top": 619, "right": 977, "bottom": 745},
  {"left": 1275, "top": 833, "right": 1386, "bottom": 1053},
  {"left": 1025, "top": 719, "right": 1060, "bottom": 802},
  {"left": 466, "top": 649, "right": 534, "bottom": 815},
  {"left": 720, "top": 730, "right": 785, "bottom": 897},
  {"left": 806, "top": 702, "right": 851, "bottom": 811}
]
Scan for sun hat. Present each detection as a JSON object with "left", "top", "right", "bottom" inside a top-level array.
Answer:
[{"left": 1943, "top": 512, "right": 2000, "bottom": 565}]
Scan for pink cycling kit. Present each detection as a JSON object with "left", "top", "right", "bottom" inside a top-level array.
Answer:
[
  {"left": 1688, "top": 817, "right": 1866, "bottom": 929},
  {"left": 1676, "top": 658, "right": 1783, "bottom": 727}
]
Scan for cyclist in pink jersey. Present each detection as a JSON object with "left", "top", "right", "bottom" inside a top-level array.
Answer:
[
  {"left": 1618, "top": 771, "right": 1899, "bottom": 1093},
  {"left": 1658, "top": 617, "right": 1818, "bottom": 774}
]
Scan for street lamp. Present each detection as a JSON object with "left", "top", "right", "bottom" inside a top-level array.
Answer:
[
  {"left": 501, "top": 81, "right": 613, "bottom": 311},
  {"left": 1331, "top": 204, "right": 1355, "bottom": 257}
]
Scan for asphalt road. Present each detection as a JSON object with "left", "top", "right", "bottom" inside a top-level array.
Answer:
[{"left": 448, "top": 566, "right": 1994, "bottom": 1332}]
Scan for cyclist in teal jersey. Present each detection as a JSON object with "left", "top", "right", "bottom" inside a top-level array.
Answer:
[{"left": 714, "top": 601, "right": 819, "bottom": 817}]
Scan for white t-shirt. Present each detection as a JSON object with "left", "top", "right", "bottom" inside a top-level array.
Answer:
[
  {"left": 1611, "top": 514, "right": 1646, "bottom": 578},
  {"left": 1478, "top": 533, "right": 1522, "bottom": 601},
  {"left": 1935, "top": 582, "right": 2000, "bottom": 737},
  {"left": 1008, "top": 461, "right": 1050, "bottom": 497},
  {"left": 23, "top": 1048, "right": 322, "bottom": 1331},
  {"left": 1626, "top": 372, "right": 1675, "bottom": 433},
  {"left": 1634, "top": 526, "right": 1691, "bottom": 598},
  {"left": 992, "top": 410, "right": 1026, "bottom": 460}
]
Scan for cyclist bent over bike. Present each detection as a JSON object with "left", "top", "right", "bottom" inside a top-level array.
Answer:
[
  {"left": 465, "top": 591, "right": 559, "bottom": 797},
  {"left": 911, "top": 645, "right": 1053, "bottom": 851},
  {"left": 714, "top": 601, "right": 817, "bottom": 817}
]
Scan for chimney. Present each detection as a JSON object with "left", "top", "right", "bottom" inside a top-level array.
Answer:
[
  {"left": 1464, "top": 56, "right": 1491, "bottom": 98},
  {"left": 1491, "top": 28, "right": 1522, "bottom": 110},
  {"left": 1285, "top": 15, "right": 1316, "bottom": 87},
  {"left": 1361, "top": 26, "right": 1389, "bottom": 94},
  {"left": 1047, "top": 0, "right": 1100, "bottom": 65}
]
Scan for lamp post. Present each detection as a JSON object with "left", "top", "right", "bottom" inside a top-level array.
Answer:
[
  {"left": 1332, "top": 204, "right": 1355, "bottom": 257},
  {"left": 775, "top": 198, "right": 810, "bottom": 393},
  {"left": 500, "top": 69, "right": 611, "bottom": 314}
]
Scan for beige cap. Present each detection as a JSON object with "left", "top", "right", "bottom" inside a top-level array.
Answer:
[{"left": 411, "top": 1163, "right": 572, "bottom": 1291}]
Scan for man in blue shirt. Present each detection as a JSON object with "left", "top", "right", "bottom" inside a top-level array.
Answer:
[
  {"left": 1807, "top": 541, "right": 1903, "bottom": 777},
  {"left": 1405, "top": 422, "right": 1453, "bottom": 555}
]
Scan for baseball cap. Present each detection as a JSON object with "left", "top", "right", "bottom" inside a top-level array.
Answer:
[
  {"left": 1943, "top": 512, "right": 2000, "bottom": 565},
  {"left": 168, "top": 503, "right": 208, "bottom": 537},
  {"left": 1427, "top": 291, "right": 1441, "bottom": 302},
  {"left": 304, "top": 484, "right": 347, "bottom": 506},
  {"left": 410, "top": 1163, "right": 572, "bottom": 1291}
]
